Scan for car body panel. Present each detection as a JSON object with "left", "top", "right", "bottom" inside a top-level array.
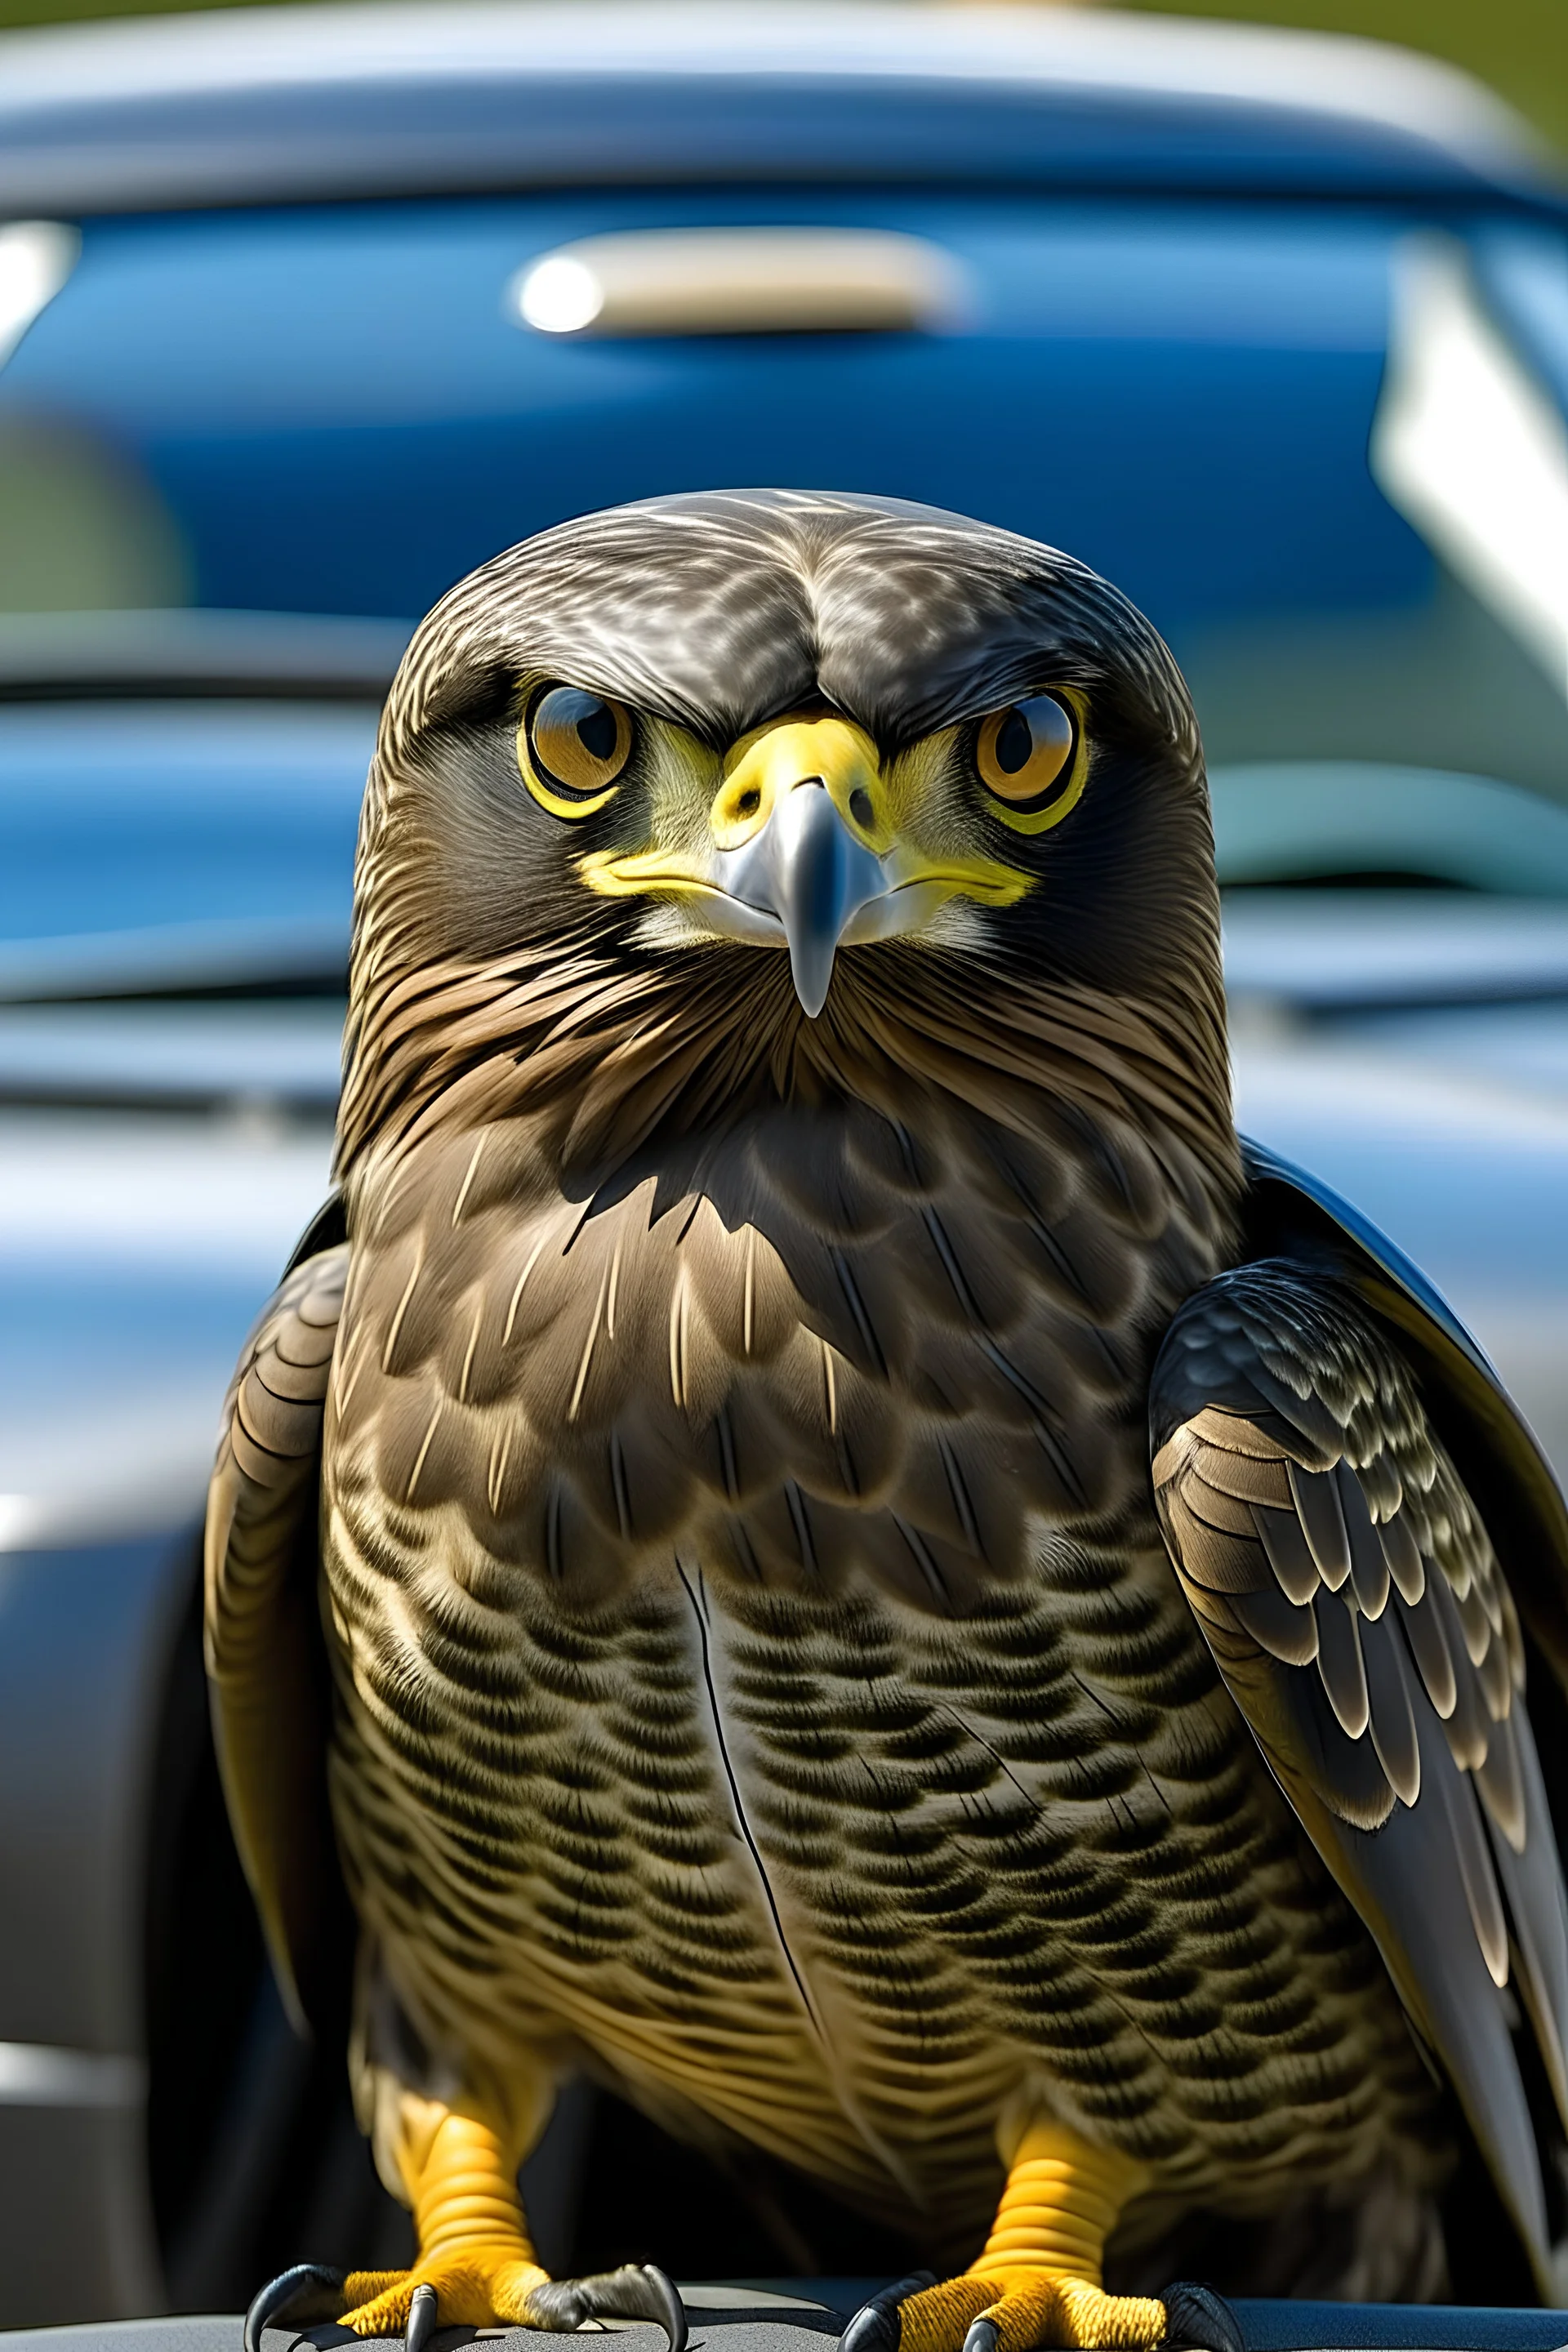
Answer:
[{"left": 0, "top": 703, "right": 372, "bottom": 996}]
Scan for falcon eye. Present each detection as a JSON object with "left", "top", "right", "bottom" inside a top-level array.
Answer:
[
  {"left": 975, "top": 693, "right": 1085, "bottom": 833},
  {"left": 519, "top": 684, "right": 633, "bottom": 818}
]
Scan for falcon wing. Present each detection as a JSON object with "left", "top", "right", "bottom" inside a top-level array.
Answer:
[
  {"left": 1241, "top": 1137, "right": 1568, "bottom": 1696},
  {"left": 204, "top": 1197, "right": 348, "bottom": 2035},
  {"left": 1150, "top": 1256, "right": 1568, "bottom": 2291}
]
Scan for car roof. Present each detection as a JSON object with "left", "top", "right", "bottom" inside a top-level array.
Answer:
[{"left": 0, "top": 0, "right": 1557, "bottom": 216}]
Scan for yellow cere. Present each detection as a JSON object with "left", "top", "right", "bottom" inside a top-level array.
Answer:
[
  {"left": 577, "top": 709, "right": 1040, "bottom": 923},
  {"left": 713, "top": 715, "right": 893, "bottom": 851}
]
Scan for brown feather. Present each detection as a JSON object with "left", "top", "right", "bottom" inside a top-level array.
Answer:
[
  {"left": 1151, "top": 1258, "right": 1568, "bottom": 2278},
  {"left": 1287, "top": 1464, "right": 1352, "bottom": 1591},
  {"left": 204, "top": 1241, "right": 349, "bottom": 2031},
  {"left": 1314, "top": 1591, "right": 1370, "bottom": 1740},
  {"left": 1401, "top": 1580, "right": 1458, "bottom": 1720},
  {"left": 1251, "top": 1503, "right": 1322, "bottom": 1607},
  {"left": 1379, "top": 1510, "right": 1426, "bottom": 1606},
  {"left": 1361, "top": 1610, "right": 1421, "bottom": 1809},
  {"left": 1337, "top": 1463, "right": 1392, "bottom": 1622}
]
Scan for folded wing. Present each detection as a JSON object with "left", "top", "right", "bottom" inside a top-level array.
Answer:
[
  {"left": 1151, "top": 1259, "right": 1568, "bottom": 2289},
  {"left": 204, "top": 1219, "right": 347, "bottom": 2034}
]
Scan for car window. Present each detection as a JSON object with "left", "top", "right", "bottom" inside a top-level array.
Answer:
[
  {"left": 9, "top": 189, "right": 1568, "bottom": 813},
  {"left": 0, "top": 191, "right": 1425, "bottom": 636}
]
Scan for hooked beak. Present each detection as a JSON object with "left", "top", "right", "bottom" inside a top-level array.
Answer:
[
  {"left": 718, "top": 777, "right": 885, "bottom": 1017},
  {"left": 577, "top": 710, "right": 1033, "bottom": 1011}
]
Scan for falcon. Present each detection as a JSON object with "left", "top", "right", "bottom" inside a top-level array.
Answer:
[{"left": 207, "top": 490, "right": 1568, "bottom": 2352}]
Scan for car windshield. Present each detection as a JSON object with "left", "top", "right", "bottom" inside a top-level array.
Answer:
[
  {"left": 12, "top": 172, "right": 1568, "bottom": 1468},
  {"left": 4, "top": 187, "right": 1568, "bottom": 840}
]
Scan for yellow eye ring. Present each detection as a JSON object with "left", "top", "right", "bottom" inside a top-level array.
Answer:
[
  {"left": 519, "top": 684, "right": 632, "bottom": 819},
  {"left": 975, "top": 692, "right": 1087, "bottom": 834}
]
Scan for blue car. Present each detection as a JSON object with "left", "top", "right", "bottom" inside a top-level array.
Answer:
[{"left": 3, "top": 1, "right": 1568, "bottom": 2328}]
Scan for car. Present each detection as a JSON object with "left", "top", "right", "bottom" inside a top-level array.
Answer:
[{"left": 3, "top": 1, "right": 1568, "bottom": 2328}]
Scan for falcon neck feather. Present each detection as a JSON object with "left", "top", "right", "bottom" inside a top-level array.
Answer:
[{"left": 336, "top": 922, "right": 1238, "bottom": 1237}]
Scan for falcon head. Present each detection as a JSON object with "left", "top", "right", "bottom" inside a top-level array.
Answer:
[{"left": 344, "top": 492, "right": 1229, "bottom": 1187}]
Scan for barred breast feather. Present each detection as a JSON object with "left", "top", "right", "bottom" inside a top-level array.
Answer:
[{"left": 315, "top": 1070, "right": 1437, "bottom": 2258}]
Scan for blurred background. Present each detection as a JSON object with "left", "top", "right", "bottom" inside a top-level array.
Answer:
[
  {"left": 2, "top": 0, "right": 1568, "bottom": 2332},
  {"left": 0, "top": 0, "right": 1565, "bottom": 153}
]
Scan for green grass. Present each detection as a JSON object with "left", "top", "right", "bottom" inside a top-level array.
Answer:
[
  {"left": 0, "top": 0, "right": 278, "bottom": 17},
  {"left": 0, "top": 0, "right": 1562, "bottom": 159},
  {"left": 1119, "top": 0, "right": 1568, "bottom": 157}
]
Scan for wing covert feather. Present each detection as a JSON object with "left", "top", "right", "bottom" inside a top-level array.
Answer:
[
  {"left": 1151, "top": 1259, "right": 1568, "bottom": 2289},
  {"left": 204, "top": 1232, "right": 348, "bottom": 2034}
]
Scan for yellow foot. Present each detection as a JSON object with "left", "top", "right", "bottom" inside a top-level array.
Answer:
[
  {"left": 243, "top": 2255, "right": 687, "bottom": 2352},
  {"left": 243, "top": 2102, "right": 686, "bottom": 2352},
  {"left": 339, "top": 2250, "right": 548, "bottom": 2336},
  {"left": 835, "top": 2119, "right": 1239, "bottom": 2352},
  {"left": 837, "top": 2274, "right": 1241, "bottom": 2352},
  {"left": 838, "top": 2269, "right": 1162, "bottom": 2352}
]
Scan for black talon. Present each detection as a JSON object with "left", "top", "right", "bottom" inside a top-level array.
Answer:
[
  {"left": 525, "top": 2262, "right": 688, "bottom": 2350},
  {"left": 639, "top": 2264, "right": 689, "bottom": 2352},
  {"left": 1160, "top": 2284, "right": 1245, "bottom": 2352},
  {"left": 243, "top": 2264, "right": 350, "bottom": 2352},
  {"left": 961, "top": 2323, "right": 999, "bottom": 2352},
  {"left": 836, "top": 2270, "right": 938, "bottom": 2352},
  {"left": 405, "top": 2282, "right": 439, "bottom": 2352}
]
